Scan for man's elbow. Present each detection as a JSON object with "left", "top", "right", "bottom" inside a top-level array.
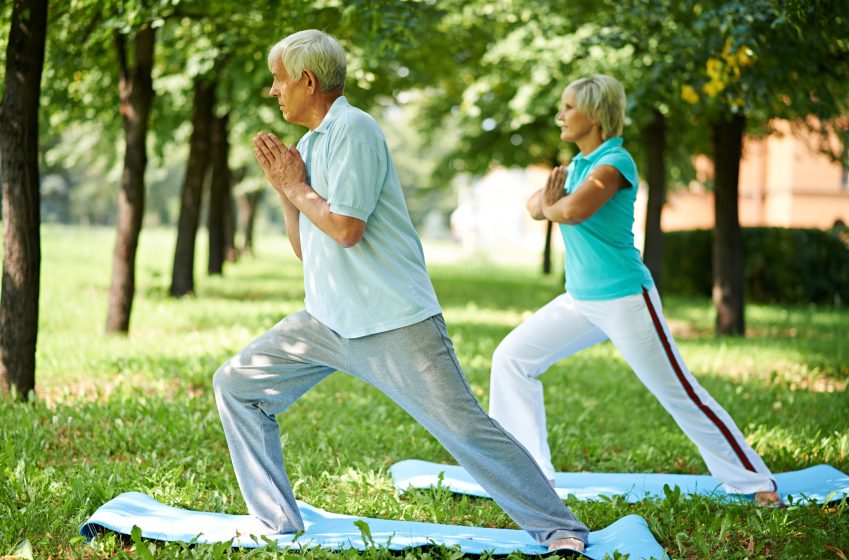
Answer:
[
  {"left": 337, "top": 234, "right": 361, "bottom": 248},
  {"left": 336, "top": 226, "right": 365, "bottom": 248},
  {"left": 328, "top": 214, "right": 366, "bottom": 248}
]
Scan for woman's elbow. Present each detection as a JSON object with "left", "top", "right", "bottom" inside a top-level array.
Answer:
[
  {"left": 546, "top": 206, "right": 589, "bottom": 225},
  {"left": 527, "top": 200, "right": 545, "bottom": 220},
  {"left": 528, "top": 207, "right": 546, "bottom": 221},
  {"left": 562, "top": 212, "right": 588, "bottom": 225}
]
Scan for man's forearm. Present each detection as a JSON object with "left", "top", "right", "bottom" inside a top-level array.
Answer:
[
  {"left": 281, "top": 181, "right": 365, "bottom": 248},
  {"left": 279, "top": 193, "right": 302, "bottom": 260}
]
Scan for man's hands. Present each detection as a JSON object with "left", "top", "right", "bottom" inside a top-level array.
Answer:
[
  {"left": 252, "top": 131, "right": 306, "bottom": 197},
  {"left": 253, "top": 132, "right": 304, "bottom": 258},
  {"left": 251, "top": 130, "right": 366, "bottom": 249}
]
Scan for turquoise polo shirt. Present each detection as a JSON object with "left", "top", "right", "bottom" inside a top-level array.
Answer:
[
  {"left": 295, "top": 96, "right": 441, "bottom": 338},
  {"left": 559, "top": 137, "right": 654, "bottom": 300}
]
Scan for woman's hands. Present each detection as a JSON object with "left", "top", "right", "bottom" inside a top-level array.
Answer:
[
  {"left": 541, "top": 165, "right": 624, "bottom": 225},
  {"left": 542, "top": 165, "right": 568, "bottom": 207},
  {"left": 528, "top": 165, "right": 568, "bottom": 220}
]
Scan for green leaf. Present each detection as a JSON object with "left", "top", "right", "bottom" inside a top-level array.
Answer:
[
  {"left": 130, "top": 526, "right": 156, "bottom": 560},
  {"left": 354, "top": 519, "right": 374, "bottom": 546}
]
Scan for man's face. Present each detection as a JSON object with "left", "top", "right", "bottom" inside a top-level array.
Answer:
[{"left": 269, "top": 59, "right": 307, "bottom": 126}]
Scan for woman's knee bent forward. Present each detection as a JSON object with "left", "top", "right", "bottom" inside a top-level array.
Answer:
[{"left": 491, "top": 339, "right": 533, "bottom": 382}]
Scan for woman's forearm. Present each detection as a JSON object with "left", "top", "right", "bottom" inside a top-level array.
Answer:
[
  {"left": 527, "top": 189, "right": 546, "bottom": 220},
  {"left": 542, "top": 195, "right": 582, "bottom": 225}
]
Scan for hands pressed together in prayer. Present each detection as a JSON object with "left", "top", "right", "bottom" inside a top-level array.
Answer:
[
  {"left": 528, "top": 164, "right": 568, "bottom": 221},
  {"left": 542, "top": 165, "right": 568, "bottom": 209},
  {"left": 252, "top": 131, "right": 306, "bottom": 198},
  {"left": 252, "top": 129, "right": 366, "bottom": 250}
]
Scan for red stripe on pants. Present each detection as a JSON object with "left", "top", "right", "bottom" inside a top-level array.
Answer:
[{"left": 641, "top": 289, "right": 756, "bottom": 473}]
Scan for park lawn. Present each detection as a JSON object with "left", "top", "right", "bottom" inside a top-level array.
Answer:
[{"left": 1, "top": 224, "right": 847, "bottom": 559}]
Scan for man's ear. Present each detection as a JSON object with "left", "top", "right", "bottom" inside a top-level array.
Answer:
[{"left": 303, "top": 69, "right": 319, "bottom": 94}]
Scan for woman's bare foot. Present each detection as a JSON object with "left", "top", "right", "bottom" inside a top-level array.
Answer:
[
  {"left": 755, "top": 490, "right": 781, "bottom": 506},
  {"left": 548, "top": 537, "right": 585, "bottom": 554}
]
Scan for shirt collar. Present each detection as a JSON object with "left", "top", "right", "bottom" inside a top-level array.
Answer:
[
  {"left": 573, "top": 136, "right": 623, "bottom": 164},
  {"left": 313, "top": 95, "right": 349, "bottom": 134}
]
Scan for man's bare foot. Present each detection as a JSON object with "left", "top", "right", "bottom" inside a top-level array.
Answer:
[
  {"left": 755, "top": 490, "right": 782, "bottom": 506},
  {"left": 548, "top": 537, "right": 585, "bottom": 554}
]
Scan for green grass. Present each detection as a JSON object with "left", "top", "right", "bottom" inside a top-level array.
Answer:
[{"left": 1, "top": 225, "right": 847, "bottom": 559}]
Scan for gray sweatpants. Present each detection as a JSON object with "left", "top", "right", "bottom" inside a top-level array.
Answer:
[{"left": 213, "top": 310, "right": 589, "bottom": 546}]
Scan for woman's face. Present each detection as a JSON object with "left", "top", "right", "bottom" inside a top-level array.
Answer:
[{"left": 556, "top": 88, "right": 597, "bottom": 144}]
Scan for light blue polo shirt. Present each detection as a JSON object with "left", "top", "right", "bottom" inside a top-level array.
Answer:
[
  {"left": 295, "top": 96, "right": 441, "bottom": 338},
  {"left": 560, "top": 137, "right": 654, "bottom": 300}
]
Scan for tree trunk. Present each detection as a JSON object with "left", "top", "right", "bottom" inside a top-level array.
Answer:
[
  {"left": 170, "top": 77, "right": 215, "bottom": 296},
  {"left": 238, "top": 190, "right": 262, "bottom": 257},
  {"left": 227, "top": 166, "right": 247, "bottom": 260},
  {"left": 105, "top": 27, "right": 155, "bottom": 333},
  {"left": 208, "top": 112, "right": 230, "bottom": 275},
  {"left": 542, "top": 219, "right": 553, "bottom": 275},
  {"left": 0, "top": 0, "right": 48, "bottom": 399},
  {"left": 642, "top": 108, "right": 667, "bottom": 292},
  {"left": 711, "top": 113, "right": 746, "bottom": 336},
  {"left": 541, "top": 155, "right": 562, "bottom": 276},
  {"left": 224, "top": 185, "right": 238, "bottom": 263}
]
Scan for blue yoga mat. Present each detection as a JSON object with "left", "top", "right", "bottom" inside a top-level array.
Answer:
[
  {"left": 391, "top": 460, "right": 849, "bottom": 504},
  {"left": 81, "top": 492, "right": 666, "bottom": 559}
]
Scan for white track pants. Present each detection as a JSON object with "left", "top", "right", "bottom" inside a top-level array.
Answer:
[{"left": 489, "top": 286, "right": 775, "bottom": 494}]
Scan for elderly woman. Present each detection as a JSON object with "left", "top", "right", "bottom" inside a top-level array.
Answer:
[{"left": 489, "top": 75, "right": 780, "bottom": 505}]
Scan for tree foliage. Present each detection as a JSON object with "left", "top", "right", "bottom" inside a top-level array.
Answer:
[
  {"left": 2, "top": 1, "right": 847, "bottom": 337},
  {"left": 409, "top": 0, "right": 849, "bottom": 334}
]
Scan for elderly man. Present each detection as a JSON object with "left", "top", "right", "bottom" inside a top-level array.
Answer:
[{"left": 213, "top": 29, "right": 588, "bottom": 553}]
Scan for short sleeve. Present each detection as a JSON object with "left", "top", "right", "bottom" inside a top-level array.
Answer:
[
  {"left": 325, "top": 132, "right": 386, "bottom": 222},
  {"left": 596, "top": 149, "right": 638, "bottom": 189}
]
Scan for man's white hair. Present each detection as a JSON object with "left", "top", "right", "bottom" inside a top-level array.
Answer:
[
  {"left": 564, "top": 75, "right": 626, "bottom": 140},
  {"left": 268, "top": 29, "right": 346, "bottom": 92}
]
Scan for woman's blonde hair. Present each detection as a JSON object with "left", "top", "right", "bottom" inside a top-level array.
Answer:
[
  {"left": 563, "top": 75, "right": 626, "bottom": 140},
  {"left": 268, "top": 29, "right": 346, "bottom": 93}
]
